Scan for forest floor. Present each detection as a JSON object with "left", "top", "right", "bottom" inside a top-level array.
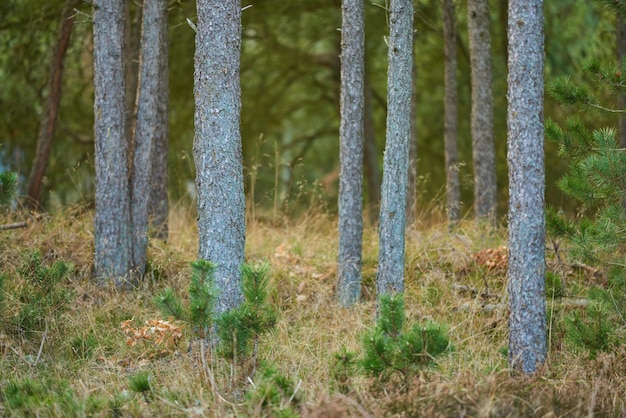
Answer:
[{"left": 0, "top": 204, "right": 625, "bottom": 417}]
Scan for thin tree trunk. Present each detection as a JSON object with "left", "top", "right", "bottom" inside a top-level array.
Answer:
[
  {"left": 363, "top": 74, "right": 381, "bottom": 220},
  {"left": 194, "top": 0, "right": 245, "bottom": 316},
  {"left": 148, "top": 1, "right": 170, "bottom": 240},
  {"left": 130, "top": 0, "right": 168, "bottom": 277},
  {"left": 406, "top": 42, "right": 418, "bottom": 227},
  {"left": 468, "top": 0, "right": 497, "bottom": 223},
  {"left": 442, "top": 0, "right": 461, "bottom": 223},
  {"left": 617, "top": 15, "right": 626, "bottom": 148},
  {"left": 26, "top": 0, "right": 81, "bottom": 209},
  {"left": 507, "top": 0, "right": 546, "bottom": 375},
  {"left": 377, "top": 0, "right": 413, "bottom": 297},
  {"left": 93, "top": 0, "right": 132, "bottom": 284},
  {"left": 337, "top": 0, "right": 365, "bottom": 307}
]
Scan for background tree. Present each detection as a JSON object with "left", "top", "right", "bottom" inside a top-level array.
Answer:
[
  {"left": 194, "top": 0, "right": 246, "bottom": 315},
  {"left": 26, "top": 0, "right": 81, "bottom": 209},
  {"left": 468, "top": 0, "right": 497, "bottom": 222},
  {"left": 130, "top": 0, "right": 168, "bottom": 276},
  {"left": 377, "top": 0, "right": 413, "bottom": 296},
  {"left": 442, "top": 0, "right": 460, "bottom": 223},
  {"left": 93, "top": 0, "right": 132, "bottom": 284},
  {"left": 616, "top": 10, "right": 626, "bottom": 147},
  {"left": 148, "top": 6, "right": 170, "bottom": 241},
  {"left": 507, "top": 0, "right": 546, "bottom": 374},
  {"left": 337, "top": 0, "right": 365, "bottom": 307}
]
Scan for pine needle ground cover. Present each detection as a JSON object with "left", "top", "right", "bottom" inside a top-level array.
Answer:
[{"left": 0, "top": 206, "right": 624, "bottom": 417}]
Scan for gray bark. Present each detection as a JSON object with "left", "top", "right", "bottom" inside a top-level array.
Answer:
[
  {"left": 468, "top": 0, "right": 497, "bottom": 223},
  {"left": 406, "top": 46, "right": 418, "bottom": 227},
  {"left": 131, "top": 0, "right": 168, "bottom": 276},
  {"left": 337, "top": 0, "right": 365, "bottom": 307},
  {"left": 148, "top": 0, "right": 170, "bottom": 240},
  {"left": 507, "top": 0, "right": 546, "bottom": 374},
  {"left": 617, "top": 15, "right": 626, "bottom": 148},
  {"left": 93, "top": 0, "right": 132, "bottom": 284},
  {"left": 377, "top": 0, "right": 413, "bottom": 296},
  {"left": 194, "top": 0, "right": 245, "bottom": 315},
  {"left": 442, "top": 0, "right": 460, "bottom": 222}
]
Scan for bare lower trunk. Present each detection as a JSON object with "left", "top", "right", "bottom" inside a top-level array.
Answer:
[
  {"left": 617, "top": 15, "right": 626, "bottom": 148},
  {"left": 337, "top": 0, "right": 365, "bottom": 307},
  {"left": 93, "top": 0, "right": 132, "bottom": 284},
  {"left": 468, "top": 0, "right": 497, "bottom": 223},
  {"left": 442, "top": 0, "right": 460, "bottom": 223},
  {"left": 194, "top": 0, "right": 245, "bottom": 316},
  {"left": 377, "top": 0, "right": 413, "bottom": 297},
  {"left": 406, "top": 47, "right": 418, "bottom": 227},
  {"left": 130, "top": 0, "right": 168, "bottom": 277},
  {"left": 26, "top": 0, "right": 81, "bottom": 209},
  {"left": 507, "top": 0, "right": 546, "bottom": 375},
  {"left": 363, "top": 74, "right": 381, "bottom": 220}
]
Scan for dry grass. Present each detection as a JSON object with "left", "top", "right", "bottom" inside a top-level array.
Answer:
[{"left": 0, "top": 204, "right": 625, "bottom": 417}]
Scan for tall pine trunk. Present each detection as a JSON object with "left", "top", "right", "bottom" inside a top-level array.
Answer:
[
  {"left": 377, "top": 0, "right": 413, "bottom": 296},
  {"left": 148, "top": 6, "right": 170, "bottom": 241},
  {"left": 406, "top": 45, "right": 418, "bottom": 227},
  {"left": 617, "top": 14, "right": 626, "bottom": 148},
  {"left": 337, "top": 0, "right": 365, "bottom": 307},
  {"left": 507, "top": 0, "right": 546, "bottom": 375},
  {"left": 93, "top": 0, "right": 132, "bottom": 284},
  {"left": 442, "top": 0, "right": 460, "bottom": 223},
  {"left": 194, "top": 0, "right": 245, "bottom": 315},
  {"left": 363, "top": 73, "right": 381, "bottom": 219},
  {"left": 468, "top": 0, "right": 497, "bottom": 223},
  {"left": 27, "top": 0, "right": 81, "bottom": 209},
  {"left": 130, "top": 0, "right": 168, "bottom": 276}
]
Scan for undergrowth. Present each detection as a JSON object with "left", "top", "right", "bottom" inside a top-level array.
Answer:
[{"left": 0, "top": 206, "right": 624, "bottom": 416}]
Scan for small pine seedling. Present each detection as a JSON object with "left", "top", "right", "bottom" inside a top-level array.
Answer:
[{"left": 360, "top": 294, "right": 451, "bottom": 384}]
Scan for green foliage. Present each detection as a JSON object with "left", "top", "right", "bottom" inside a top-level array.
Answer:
[
  {"left": 216, "top": 262, "right": 277, "bottom": 361},
  {"left": 245, "top": 365, "right": 300, "bottom": 418},
  {"left": 128, "top": 371, "right": 153, "bottom": 403},
  {"left": 359, "top": 294, "right": 451, "bottom": 384},
  {"left": 330, "top": 346, "right": 358, "bottom": 394},
  {"left": 546, "top": 31, "right": 626, "bottom": 357},
  {"left": 153, "top": 260, "right": 219, "bottom": 338},
  {"left": 545, "top": 271, "right": 565, "bottom": 298},
  {"left": 565, "top": 300, "right": 614, "bottom": 357},
  {"left": 0, "top": 250, "right": 74, "bottom": 338},
  {"left": 2, "top": 377, "right": 105, "bottom": 416},
  {"left": 0, "top": 171, "right": 17, "bottom": 207},
  {"left": 153, "top": 260, "right": 276, "bottom": 365},
  {"left": 69, "top": 332, "right": 98, "bottom": 360}
]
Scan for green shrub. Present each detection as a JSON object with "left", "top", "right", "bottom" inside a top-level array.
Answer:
[{"left": 359, "top": 294, "right": 451, "bottom": 385}]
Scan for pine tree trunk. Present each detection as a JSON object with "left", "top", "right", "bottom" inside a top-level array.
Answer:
[
  {"left": 363, "top": 74, "right": 381, "bottom": 219},
  {"left": 507, "top": 0, "right": 546, "bottom": 375},
  {"left": 442, "top": 0, "right": 460, "bottom": 223},
  {"left": 337, "top": 0, "right": 365, "bottom": 307},
  {"left": 406, "top": 47, "right": 418, "bottom": 227},
  {"left": 194, "top": 0, "right": 245, "bottom": 315},
  {"left": 148, "top": 2, "right": 170, "bottom": 241},
  {"left": 93, "top": 0, "right": 132, "bottom": 284},
  {"left": 468, "top": 0, "right": 497, "bottom": 223},
  {"left": 617, "top": 15, "right": 626, "bottom": 148},
  {"left": 26, "top": 0, "right": 81, "bottom": 209},
  {"left": 130, "top": 0, "right": 168, "bottom": 277},
  {"left": 377, "top": 0, "right": 413, "bottom": 297}
]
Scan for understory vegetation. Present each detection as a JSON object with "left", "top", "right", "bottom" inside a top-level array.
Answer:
[{"left": 0, "top": 205, "right": 624, "bottom": 417}]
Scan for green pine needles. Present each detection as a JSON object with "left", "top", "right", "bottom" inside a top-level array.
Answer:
[
  {"left": 359, "top": 294, "right": 451, "bottom": 384},
  {"left": 546, "top": 35, "right": 626, "bottom": 355},
  {"left": 0, "top": 171, "right": 17, "bottom": 207},
  {"left": 153, "top": 260, "right": 277, "bottom": 365}
]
